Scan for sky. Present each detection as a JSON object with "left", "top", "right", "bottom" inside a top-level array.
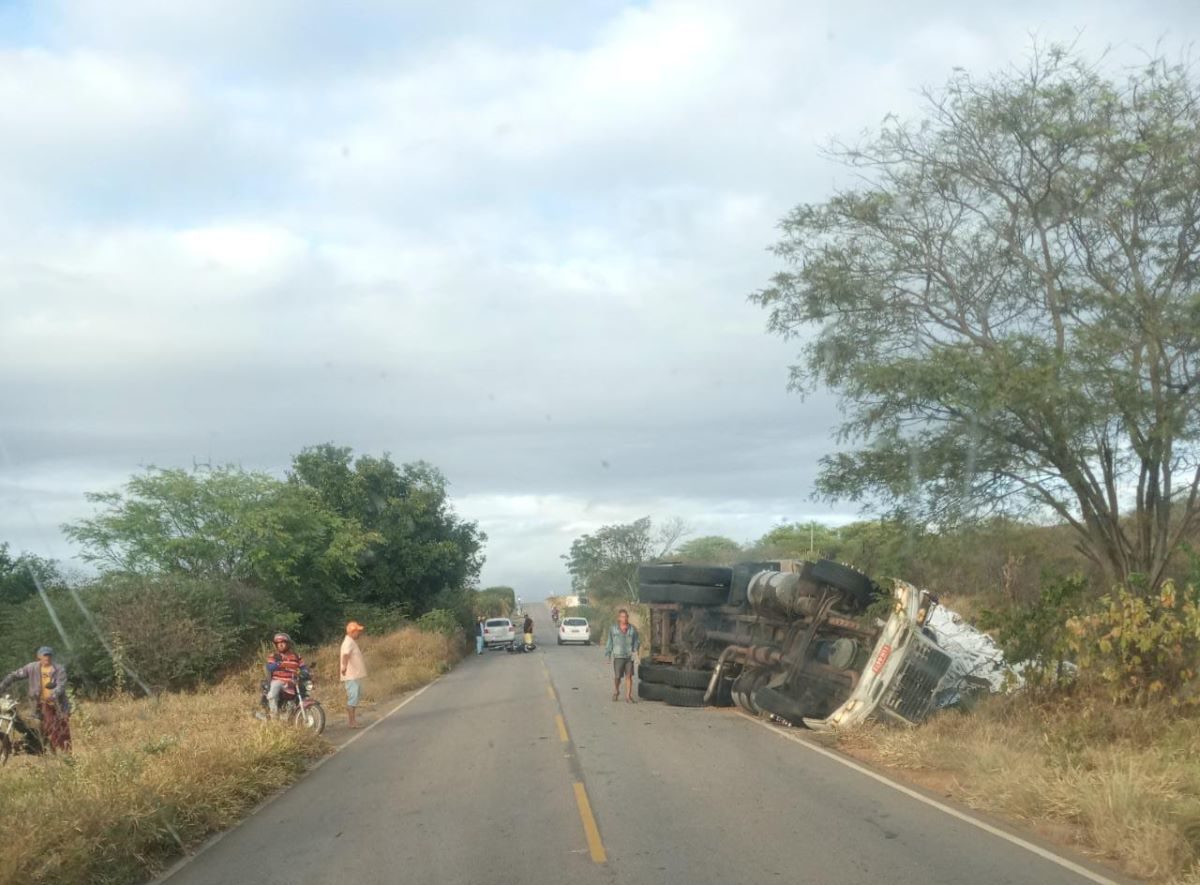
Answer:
[{"left": 2, "top": 0, "right": 1197, "bottom": 596}]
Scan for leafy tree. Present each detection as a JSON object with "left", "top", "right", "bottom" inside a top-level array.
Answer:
[
  {"left": 753, "top": 46, "right": 1200, "bottom": 590},
  {"left": 290, "top": 444, "right": 486, "bottom": 614},
  {"left": 0, "top": 544, "right": 61, "bottom": 606},
  {"left": 563, "top": 517, "right": 688, "bottom": 602},
  {"left": 673, "top": 535, "right": 743, "bottom": 564},
  {"left": 63, "top": 465, "right": 375, "bottom": 637},
  {"left": 475, "top": 586, "right": 516, "bottom": 617},
  {"left": 748, "top": 522, "right": 842, "bottom": 560}
]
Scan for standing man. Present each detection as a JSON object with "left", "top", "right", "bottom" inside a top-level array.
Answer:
[
  {"left": 475, "top": 617, "right": 485, "bottom": 655},
  {"left": 604, "top": 609, "right": 640, "bottom": 703},
  {"left": 522, "top": 613, "right": 534, "bottom": 648},
  {"left": 0, "top": 646, "right": 72, "bottom": 752},
  {"left": 340, "top": 621, "right": 367, "bottom": 729}
]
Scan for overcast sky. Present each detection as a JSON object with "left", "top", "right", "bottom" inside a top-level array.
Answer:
[{"left": 1, "top": 1, "right": 1196, "bottom": 597}]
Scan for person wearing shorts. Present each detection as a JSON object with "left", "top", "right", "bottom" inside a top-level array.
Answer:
[
  {"left": 340, "top": 621, "right": 367, "bottom": 729},
  {"left": 604, "top": 609, "right": 640, "bottom": 703}
]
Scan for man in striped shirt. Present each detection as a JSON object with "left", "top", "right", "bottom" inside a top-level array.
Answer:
[{"left": 266, "top": 633, "right": 305, "bottom": 718}]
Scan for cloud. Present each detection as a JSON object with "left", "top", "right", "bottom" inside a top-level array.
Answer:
[{"left": 2, "top": 0, "right": 1198, "bottom": 597}]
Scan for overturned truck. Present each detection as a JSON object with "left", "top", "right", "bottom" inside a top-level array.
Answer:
[{"left": 637, "top": 560, "right": 985, "bottom": 728}]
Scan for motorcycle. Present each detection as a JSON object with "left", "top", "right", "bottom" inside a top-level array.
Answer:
[
  {"left": 256, "top": 671, "right": 326, "bottom": 735},
  {"left": 506, "top": 638, "right": 537, "bottom": 653},
  {"left": 0, "top": 694, "right": 45, "bottom": 764}
]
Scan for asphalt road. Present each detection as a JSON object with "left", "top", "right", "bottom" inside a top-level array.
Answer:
[{"left": 161, "top": 603, "right": 1121, "bottom": 885}]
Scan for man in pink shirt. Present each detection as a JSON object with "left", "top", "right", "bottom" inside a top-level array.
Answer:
[{"left": 340, "top": 621, "right": 367, "bottom": 728}]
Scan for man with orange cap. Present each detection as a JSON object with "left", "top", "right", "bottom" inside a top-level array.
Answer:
[{"left": 340, "top": 621, "right": 367, "bottom": 728}]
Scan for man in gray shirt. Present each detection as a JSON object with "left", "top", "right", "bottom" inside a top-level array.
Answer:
[{"left": 603, "top": 609, "right": 640, "bottom": 703}]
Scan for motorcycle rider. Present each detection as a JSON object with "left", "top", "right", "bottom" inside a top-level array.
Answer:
[
  {"left": 551, "top": 605, "right": 559, "bottom": 623},
  {"left": 265, "top": 633, "right": 306, "bottom": 719}
]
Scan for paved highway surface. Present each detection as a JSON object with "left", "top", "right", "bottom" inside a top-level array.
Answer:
[{"left": 160, "top": 603, "right": 1122, "bottom": 885}]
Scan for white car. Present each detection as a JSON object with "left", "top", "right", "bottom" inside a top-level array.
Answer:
[
  {"left": 558, "top": 617, "right": 591, "bottom": 645},
  {"left": 483, "top": 618, "right": 515, "bottom": 648}
]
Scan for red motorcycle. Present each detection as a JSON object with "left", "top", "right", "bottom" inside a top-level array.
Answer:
[{"left": 255, "top": 671, "right": 326, "bottom": 735}]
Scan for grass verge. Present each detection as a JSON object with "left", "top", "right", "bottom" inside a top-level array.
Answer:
[
  {"left": 836, "top": 694, "right": 1200, "bottom": 883},
  {"left": 0, "top": 625, "right": 460, "bottom": 885}
]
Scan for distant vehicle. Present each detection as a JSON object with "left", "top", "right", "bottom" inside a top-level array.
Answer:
[
  {"left": 483, "top": 618, "right": 515, "bottom": 649},
  {"left": 563, "top": 595, "right": 590, "bottom": 608},
  {"left": 557, "top": 617, "right": 591, "bottom": 646}
]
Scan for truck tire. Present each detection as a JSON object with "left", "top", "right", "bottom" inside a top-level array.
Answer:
[
  {"left": 638, "top": 681, "right": 668, "bottom": 702},
  {"left": 752, "top": 686, "right": 810, "bottom": 725},
  {"left": 712, "top": 676, "right": 735, "bottom": 707},
  {"left": 637, "top": 564, "right": 733, "bottom": 587},
  {"left": 809, "top": 559, "right": 879, "bottom": 610},
  {"left": 639, "top": 583, "right": 729, "bottom": 605},
  {"left": 637, "top": 662, "right": 673, "bottom": 685},
  {"left": 663, "top": 686, "right": 707, "bottom": 707},
  {"left": 662, "top": 668, "right": 712, "bottom": 690},
  {"left": 732, "top": 667, "right": 772, "bottom": 715},
  {"left": 638, "top": 664, "right": 713, "bottom": 690},
  {"left": 729, "top": 561, "right": 781, "bottom": 607}
]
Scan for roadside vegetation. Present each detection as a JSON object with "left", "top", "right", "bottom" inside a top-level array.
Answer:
[{"left": 839, "top": 696, "right": 1200, "bottom": 883}]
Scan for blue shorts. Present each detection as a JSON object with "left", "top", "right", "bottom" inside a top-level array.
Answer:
[{"left": 344, "top": 678, "right": 361, "bottom": 708}]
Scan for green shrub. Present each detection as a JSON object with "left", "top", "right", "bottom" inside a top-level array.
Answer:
[
  {"left": 1065, "top": 581, "right": 1200, "bottom": 705},
  {"left": 340, "top": 602, "right": 411, "bottom": 634},
  {"left": 416, "top": 608, "right": 461, "bottom": 636},
  {"left": 0, "top": 574, "right": 301, "bottom": 694},
  {"left": 979, "top": 574, "right": 1085, "bottom": 690},
  {"left": 474, "top": 586, "right": 515, "bottom": 618}
]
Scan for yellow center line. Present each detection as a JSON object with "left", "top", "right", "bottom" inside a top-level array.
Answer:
[
  {"left": 555, "top": 714, "right": 569, "bottom": 743},
  {"left": 547, "top": 684, "right": 556, "bottom": 701},
  {"left": 573, "top": 782, "right": 607, "bottom": 864}
]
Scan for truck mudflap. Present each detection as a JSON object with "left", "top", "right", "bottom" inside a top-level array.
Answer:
[{"left": 804, "top": 580, "right": 950, "bottom": 731}]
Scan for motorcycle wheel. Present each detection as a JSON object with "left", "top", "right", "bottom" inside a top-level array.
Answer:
[{"left": 293, "top": 702, "right": 326, "bottom": 735}]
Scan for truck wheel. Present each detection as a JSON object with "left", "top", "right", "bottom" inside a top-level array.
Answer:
[
  {"left": 639, "top": 583, "right": 728, "bottom": 605},
  {"left": 638, "top": 681, "right": 668, "bottom": 702},
  {"left": 729, "top": 561, "right": 781, "bottom": 607},
  {"left": 638, "top": 663, "right": 713, "bottom": 690},
  {"left": 752, "top": 686, "right": 809, "bottom": 726},
  {"left": 712, "top": 676, "right": 735, "bottom": 707},
  {"left": 732, "top": 667, "right": 772, "bottom": 715},
  {"left": 637, "top": 564, "right": 733, "bottom": 587},
  {"left": 638, "top": 662, "right": 672, "bottom": 685},
  {"left": 663, "top": 686, "right": 707, "bottom": 707},
  {"left": 809, "top": 559, "right": 879, "bottom": 610},
  {"left": 662, "top": 668, "right": 713, "bottom": 690}
]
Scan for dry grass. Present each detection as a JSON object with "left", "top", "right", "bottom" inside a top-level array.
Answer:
[
  {"left": 0, "top": 625, "right": 460, "bottom": 885},
  {"left": 837, "top": 694, "right": 1200, "bottom": 883}
]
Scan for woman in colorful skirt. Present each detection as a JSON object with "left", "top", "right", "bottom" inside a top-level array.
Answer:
[{"left": 0, "top": 646, "right": 72, "bottom": 752}]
